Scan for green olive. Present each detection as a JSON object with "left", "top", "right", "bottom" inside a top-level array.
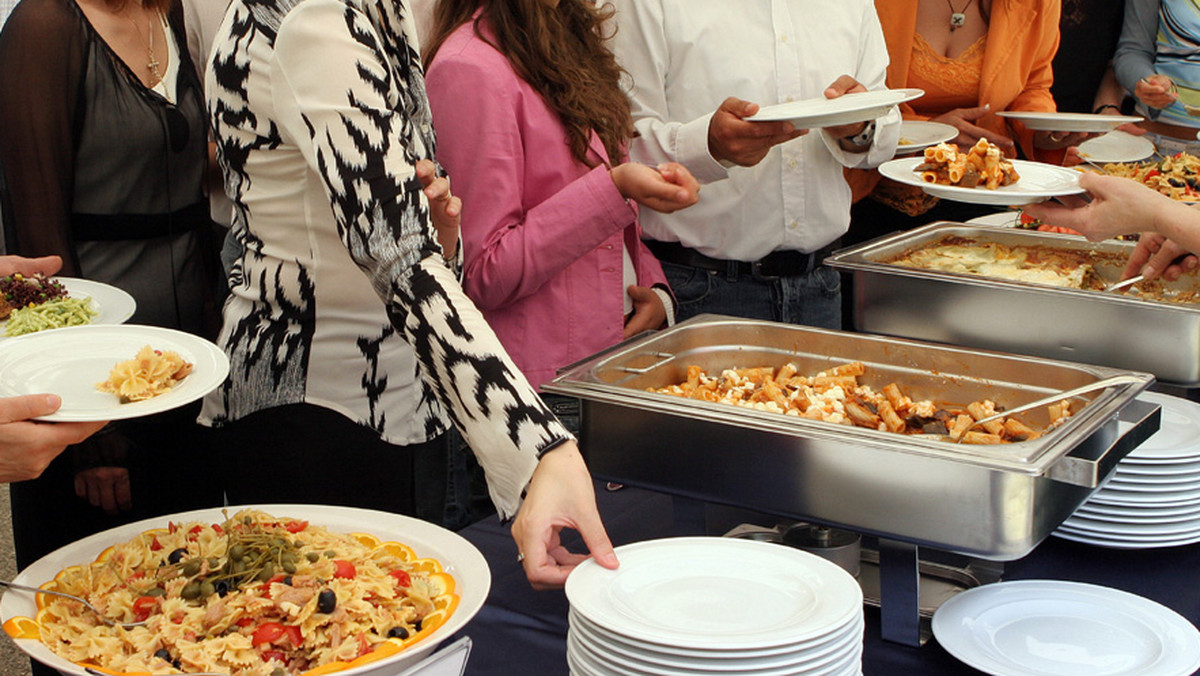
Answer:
[
  {"left": 181, "top": 582, "right": 202, "bottom": 600},
  {"left": 306, "top": 552, "right": 320, "bottom": 563},
  {"left": 282, "top": 560, "right": 297, "bottom": 574},
  {"left": 324, "top": 550, "right": 337, "bottom": 559},
  {"left": 208, "top": 557, "right": 221, "bottom": 569},
  {"left": 200, "top": 581, "right": 216, "bottom": 598},
  {"left": 144, "top": 587, "right": 166, "bottom": 597},
  {"left": 229, "top": 544, "right": 246, "bottom": 561},
  {"left": 257, "top": 564, "right": 275, "bottom": 581},
  {"left": 182, "top": 559, "right": 202, "bottom": 577}
]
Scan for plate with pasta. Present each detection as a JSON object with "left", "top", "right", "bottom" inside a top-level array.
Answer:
[
  {"left": 0, "top": 324, "right": 229, "bottom": 421},
  {"left": 0, "top": 504, "right": 490, "bottom": 676},
  {"left": 0, "top": 277, "right": 135, "bottom": 338},
  {"left": 879, "top": 154, "right": 1085, "bottom": 206}
]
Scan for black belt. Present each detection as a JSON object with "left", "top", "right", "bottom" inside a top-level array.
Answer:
[
  {"left": 72, "top": 201, "right": 210, "bottom": 242},
  {"left": 645, "top": 239, "right": 840, "bottom": 280}
]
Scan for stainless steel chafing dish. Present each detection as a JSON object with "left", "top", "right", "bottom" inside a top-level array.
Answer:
[
  {"left": 825, "top": 221, "right": 1200, "bottom": 386},
  {"left": 544, "top": 314, "right": 1157, "bottom": 561}
]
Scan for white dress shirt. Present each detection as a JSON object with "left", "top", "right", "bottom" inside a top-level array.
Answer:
[{"left": 609, "top": 0, "right": 899, "bottom": 261}]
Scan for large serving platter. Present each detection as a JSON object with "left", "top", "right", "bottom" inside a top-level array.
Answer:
[{"left": 0, "top": 504, "right": 490, "bottom": 676}]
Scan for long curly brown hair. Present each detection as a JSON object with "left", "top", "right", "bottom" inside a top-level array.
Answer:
[{"left": 423, "top": 0, "right": 634, "bottom": 168}]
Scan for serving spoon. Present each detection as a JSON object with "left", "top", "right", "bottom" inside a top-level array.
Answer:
[
  {"left": 1104, "top": 274, "right": 1144, "bottom": 293},
  {"left": 0, "top": 579, "right": 146, "bottom": 630},
  {"left": 952, "top": 374, "right": 1145, "bottom": 443}
]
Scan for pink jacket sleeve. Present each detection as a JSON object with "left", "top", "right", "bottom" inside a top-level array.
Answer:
[{"left": 426, "top": 50, "right": 641, "bottom": 311}]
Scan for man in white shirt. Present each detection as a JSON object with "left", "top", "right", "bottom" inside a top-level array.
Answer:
[{"left": 609, "top": 0, "right": 899, "bottom": 329}]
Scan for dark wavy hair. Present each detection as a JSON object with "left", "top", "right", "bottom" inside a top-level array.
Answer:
[{"left": 424, "top": 0, "right": 634, "bottom": 168}]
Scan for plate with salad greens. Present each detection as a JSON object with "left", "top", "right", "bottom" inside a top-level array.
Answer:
[{"left": 0, "top": 275, "right": 135, "bottom": 337}]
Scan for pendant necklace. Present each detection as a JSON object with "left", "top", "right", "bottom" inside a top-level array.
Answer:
[
  {"left": 127, "top": 10, "right": 169, "bottom": 101},
  {"left": 947, "top": 0, "right": 975, "bottom": 31}
]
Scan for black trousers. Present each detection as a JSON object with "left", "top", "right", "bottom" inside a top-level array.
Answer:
[{"left": 214, "top": 403, "right": 448, "bottom": 526}]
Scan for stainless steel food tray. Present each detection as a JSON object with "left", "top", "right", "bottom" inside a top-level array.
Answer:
[
  {"left": 825, "top": 221, "right": 1200, "bottom": 386},
  {"left": 544, "top": 315, "right": 1158, "bottom": 560}
]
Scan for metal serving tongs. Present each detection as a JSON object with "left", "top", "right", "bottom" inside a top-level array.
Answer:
[
  {"left": 0, "top": 579, "right": 146, "bottom": 630},
  {"left": 953, "top": 374, "right": 1146, "bottom": 443}
]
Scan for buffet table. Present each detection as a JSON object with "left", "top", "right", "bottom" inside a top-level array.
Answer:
[{"left": 451, "top": 482, "right": 1200, "bottom": 676}]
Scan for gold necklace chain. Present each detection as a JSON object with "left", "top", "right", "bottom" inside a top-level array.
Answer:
[{"left": 125, "top": 8, "right": 169, "bottom": 101}]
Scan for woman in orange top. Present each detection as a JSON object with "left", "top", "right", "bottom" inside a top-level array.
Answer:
[{"left": 846, "top": 0, "right": 1088, "bottom": 236}]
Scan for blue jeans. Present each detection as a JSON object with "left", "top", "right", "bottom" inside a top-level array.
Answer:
[{"left": 661, "top": 260, "right": 843, "bottom": 329}]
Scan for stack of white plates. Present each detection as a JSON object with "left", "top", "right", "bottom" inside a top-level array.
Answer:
[
  {"left": 564, "top": 537, "right": 864, "bottom": 676},
  {"left": 1056, "top": 391, "right": 1200, "bottom": 549}
]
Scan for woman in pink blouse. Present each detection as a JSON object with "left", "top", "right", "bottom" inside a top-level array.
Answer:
[{"left": 423, "top": 0, "right": 699, "bottom": 396}]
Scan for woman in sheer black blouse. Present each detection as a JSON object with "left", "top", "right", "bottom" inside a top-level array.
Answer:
[{"left": 0, "top": 0, "right": 222, "bottom": 621}]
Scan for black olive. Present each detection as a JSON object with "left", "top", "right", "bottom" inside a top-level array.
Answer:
[
  {"left": 215, "top": 580, "right": 231, "bottom": 597},
  {"left": 317, "top": 589, "right": 337, "bottom": 614},
  {"left": 282, "top": 576, "right": 293, "bottom": 586},
  {"left": 414, "top": 619, "right": 423, "bottom": 631},
  {"left": 1169, "top": 177, "right": 1186, "bottom": 188},
  {"left": 153, "top": 648, "right": 172, "bottom": 662},
  {"left": 387, "top": 626, "right": 409, "bottom": 639},
  {"left": 172, "top": 658, "right": 183, "bottom": 670},
  {"left": 167, "top": 548, "right": 189, "bottom": 565}
]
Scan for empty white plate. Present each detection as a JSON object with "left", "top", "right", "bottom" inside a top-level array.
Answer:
[
  {"left": 932, "top": 580, "right": 1200, "bottom": 676},
  {"left": 748, "top": 89, "right": 923, "bottom": 129},
  {"left": 565, "top": 538, "right": 862, "bottom": 651},
  {"left": 996, "top": 111, "right": 1144, "bottom": 132}
]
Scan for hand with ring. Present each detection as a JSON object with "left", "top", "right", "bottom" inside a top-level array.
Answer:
[{"left": 1033, "top": 129, "right": 1095, "bottom": 151}]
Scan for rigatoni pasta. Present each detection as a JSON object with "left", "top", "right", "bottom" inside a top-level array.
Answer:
[{"left": 914, "top": 139, "right": 1020, "bottom": 189}]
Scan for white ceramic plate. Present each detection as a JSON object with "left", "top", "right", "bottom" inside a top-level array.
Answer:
[
  {"left": 1071, "top": 504, "right": 1200, "bottom": 525},
  {"left": 1078, "top": 131, "right": 1157, "bottom": 164},
  {"left": 569, "top": 609, "right": 863, "bottom": 666},
  {"left": 747, "top": 88, "right": 923, "bottom": 129},
  {"left": 1052, "top": 528, "right": 1200, "bottom": 549},
  {"left": 895, "top": 121, "right": 958, "bottom": 154},
  {"left": 1120, "top": 392, "right": 1200, "bottom": 462},
  {"left": 0, "top": 324, "right": 229, "bottom": 422},
  {"left": 877, "top": 157, "right": 1085, "bottom": 206},
  {"left": 1059, "top": 518, "right": 1200, "bottom": 540},
  {"left": 932, "top": 580, "right": 1200, "bottom": 676},
  {"left": 0, "top": 504, "right": 490, "bottom": 676},
  {"left": 0, "top": 277, "right": 135, "bottom": 338},
  {"left": 965, "top": 210, "right": 1023, "bottom": 227},
  {"left": 996, "top": 111, "right": 1144, "bottom": 132},
  {"left": 1076, "top": 499, "right": 1200, "bottom": 519},
  {"left": 565, "top": 537, "right": 862, "bottom": 651}
]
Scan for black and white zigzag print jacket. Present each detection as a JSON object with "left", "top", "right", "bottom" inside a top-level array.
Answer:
[{"left": 200, "top": 0, "right": 570, "bottom": 516}]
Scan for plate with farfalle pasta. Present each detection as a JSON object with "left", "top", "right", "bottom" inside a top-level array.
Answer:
[
  {"left": 0, "top": 324, "right": 228, "bottom": 421},
  {"left": 0, "top": 504, "right": 490, "bottom": 676},
  {"left": 879, "top": 140, "right": 1086, "bottom": 206}
]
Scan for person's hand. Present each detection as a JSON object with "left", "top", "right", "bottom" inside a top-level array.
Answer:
[
  {"left": 1124, "top": 232, "right": 1199, "bottom": 281},
  {"left": 510, "top": 441, "right": 617, "bottom": 589},
  {"left": 1135, "top": 74, "right": 1177, "bottom": 109},
  {"left": 707, "top": 97, "right": 806, "bottom": 167},
  {"left": 416, "top": 159, "right": 461, "bottom": 259},
  {"left": 1033, "top": 130, "right": 1097, "bottom": 151},
  {"left": 610, "top": 162, "right": 700, "bottom": 213},
  {"left": 822, "top": 75, "right": 871, "bottom": 140},
  {"left": 1024, "top": 173, "right": 1174, "bottom": 242},
  {"left": 623, "top": 285, "right": 666, "bottom": 338},
  {"left": 932, "top": 104, "right": 1016, "bottom": 155},
  {"left": 0, "top": 255, "right": 63, "bottom": 278},
  {"left": 0, "top": 395, "right": 105, "bottom": 483},
  {"left": 75, "top": 466, "right": 132, "bottom": 515}
]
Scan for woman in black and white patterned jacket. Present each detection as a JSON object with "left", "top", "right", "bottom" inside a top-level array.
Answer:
[{"left": 201, "top": 0, "right": 616, "bottom": 587}]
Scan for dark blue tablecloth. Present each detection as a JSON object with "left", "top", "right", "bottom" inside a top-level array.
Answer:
[{"left": 452, "top": 484, "right": 1200, "bottom": 675}]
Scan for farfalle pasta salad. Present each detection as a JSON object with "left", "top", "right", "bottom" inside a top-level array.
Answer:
[{"left": 6, "top": 509, "right": 457, "bottom": 675}]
